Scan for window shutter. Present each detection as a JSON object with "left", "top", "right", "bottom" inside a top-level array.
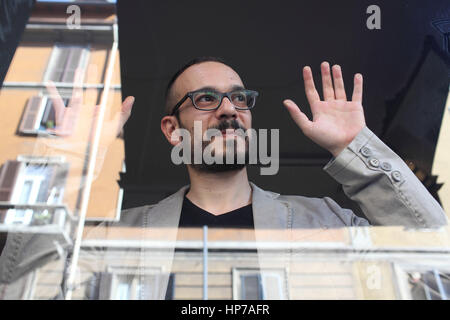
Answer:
[
  {"left": 241, "top": 274, "right": 263, "bottom": 300},
  {"left": 86, "top": 272, "right": 101, "bottom": 300},
  {"left": 0, "top": 160, "right": 22, "bottom": 201},
  {"left": 61, "top": 47, "right": 86, "bottom": 83},
  {"left": 19, "top": 96, "right": 43, "bottom": 133},
  {"left": 0, "top": 160, "right": 22, "bottom": 222},
  {"left": 98, "top": 272, "right": 113, "bottom": 300},
  {"left": 46, "top": 45, "right": 88, "bottom": 83},
  {"left": 47, "top": 46, "right": 71, "bottom": 82}
]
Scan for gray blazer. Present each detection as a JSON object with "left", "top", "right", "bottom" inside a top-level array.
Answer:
[{"left": 0, "top": 127, "right": 447, "bottom": 298}]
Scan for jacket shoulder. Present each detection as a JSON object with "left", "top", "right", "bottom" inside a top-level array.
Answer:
[{"left": 112, "top": 204, "right": 156, "bottom": 227}]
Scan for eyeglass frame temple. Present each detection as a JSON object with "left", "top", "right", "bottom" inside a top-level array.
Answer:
[{"left": 170, "top": 93, "right": 190, "bottom": 116}]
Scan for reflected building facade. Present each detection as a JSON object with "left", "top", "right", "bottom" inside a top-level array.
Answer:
[{"left": 0, "top": 0, "right": 449, "bottom": 300}]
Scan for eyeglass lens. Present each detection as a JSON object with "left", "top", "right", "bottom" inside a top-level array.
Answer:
[{"left": 192, "top": 90, "right": 256, "bottom": 110}]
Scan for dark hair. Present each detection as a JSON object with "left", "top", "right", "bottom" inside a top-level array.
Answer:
[{"left": 164, "top": 56, "right": 231, "bottom": 114}]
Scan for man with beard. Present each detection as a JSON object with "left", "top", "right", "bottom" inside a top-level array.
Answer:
[
  {"left": 158, "top": 56, "right": 446, "bottom": 229},
  {"left": 0, "top": 56, "right": 447, "bottom": 300}
]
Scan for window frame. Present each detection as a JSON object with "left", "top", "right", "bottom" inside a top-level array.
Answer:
[
  {"left": 3, "top": 156, "right": 68, "bottom": 227},
  {"left": 232, "top": 267, "right": 288, "bottom": 300},
  {"left": 393, "top": 262, "right": 450, "bottom": 300},
  {"left": 101, "top": 266, "right": 175, "bottom": 300},
  {"left": 43, "top": 43, "right": 91, "bottom": 84},
  {"left": 19, "top": 94, "right": 72, "bottom": 135}
]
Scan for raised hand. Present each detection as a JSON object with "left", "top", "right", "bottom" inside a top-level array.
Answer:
[
  {"left": 283, "top": 62, "right": 366, "bottom": 157},
  {"left": 45, "top": 68, "right": 134, "bottom": 146}
]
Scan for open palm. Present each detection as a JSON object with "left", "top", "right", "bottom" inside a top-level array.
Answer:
[
  {"left": 45, "top": 69, "right": 134, "bottom": 147},
  {"left": 284, "top": 62, "right": 366, "bottom": 157}
]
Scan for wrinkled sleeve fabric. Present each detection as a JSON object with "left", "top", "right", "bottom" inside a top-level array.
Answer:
[
  {"left": 323, "top": 126, "right": 448, "bottom": 228},
  {"left": 0, "top": 233, "right": 70, "bottom": 286},
  {"left": 322, "top": 196, "right": 371, "bottom": 227}
]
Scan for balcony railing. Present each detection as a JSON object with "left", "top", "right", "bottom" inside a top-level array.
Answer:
[{"left": 0, "top": 202, "right": 75, "bottom": 245}]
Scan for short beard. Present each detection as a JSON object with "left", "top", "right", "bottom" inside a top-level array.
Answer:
[
  {"left": 192, "top": 138, "right": 249, "bottom": 173},
  {"left": 185, "top": 119, "right": 250, "bottom": 173}
]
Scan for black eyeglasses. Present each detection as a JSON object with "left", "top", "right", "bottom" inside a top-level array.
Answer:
[{"left": 169, "top": 88, "right": 259, "bottom": 115}]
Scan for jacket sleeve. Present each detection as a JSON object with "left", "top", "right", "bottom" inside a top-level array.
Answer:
[
  {"left": 0, "top": 206, "right": 152, "bottom": 294},
  {"left": 0, "top": 232, "right": 70, "bottom": 286},
  {"left": 323, "top": 126, "right": 448, "bottom": 228}
]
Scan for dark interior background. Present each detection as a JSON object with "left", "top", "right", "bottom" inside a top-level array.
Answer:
[
  {"left": 116, "top": 0, "right": 450, "bottom": 216},
  {"left": 0, "top": 0, "right": 448, "bottom": 217},
  {"left": 0, "top": 0, "right": 35, "bottom": 88}
]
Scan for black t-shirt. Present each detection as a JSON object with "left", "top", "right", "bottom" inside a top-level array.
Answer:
[
  {"left": 177, "top": 197, "right": 260, "bottom": 279},
  {"left": 178, "top": 196, "right": 254, "bottom": 229}
]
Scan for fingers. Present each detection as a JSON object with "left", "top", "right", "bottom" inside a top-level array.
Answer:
[
  {"left": 113, "top": 96, "right": 135, "bottom": 137},
  {"left": 120, "top": 96, "right": 134, "bottom": 125},
  {"left": 321, "top": 62, "right": 334, "bottom": 101},
  {"left": 45, "top": 80, "right": 65, "bottom": 126},
  {"left": 302, "top": 66, "right": 320, "bottom": 105},
  {"left": 68, "top": 68, "right": 84, "bottom": 110},
  {"left": 283, "top": 99, "right": 312, "bottom": 134},
  {"left": 352, "top": 73, "right": 363, "bottom": 102},
  {"left": 331, "top": 65, "right": 346, "bottom": 100},
  {"left": 84, "top": 64, "right": 99, "bottom": 105},
  {"left": 308, "top": 62, "right": 360, "bottom": 102}
]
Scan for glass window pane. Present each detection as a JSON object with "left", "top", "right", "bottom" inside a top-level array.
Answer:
[
  {"left": 241, "top": 274, "right": 261, "bottom": 300},
  {"left": 18, "top": 180, "right": 33, "bottom": 203},
  {"left": 46, "top": 46, "right": 71, "bottom": 82},
  {"left": 116, "top": 283, "right": 130, "bottom": 300}
]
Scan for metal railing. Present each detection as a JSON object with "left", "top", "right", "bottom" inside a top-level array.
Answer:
[{"left": 0, "top": 202, "right": 75, "bottom": 244}]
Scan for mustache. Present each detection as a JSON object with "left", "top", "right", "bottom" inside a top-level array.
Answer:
[{"left": 207, "top": 119, "right": 247, "bottom": 132}]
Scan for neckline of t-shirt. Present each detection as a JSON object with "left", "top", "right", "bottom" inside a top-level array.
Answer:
[{"left": 184, "top": 196, "right": 252, "bottom": 218}]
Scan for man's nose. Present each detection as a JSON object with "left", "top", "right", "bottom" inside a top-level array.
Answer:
[{"left": 215, "top": 96, "right": 237, "bottom": 119}]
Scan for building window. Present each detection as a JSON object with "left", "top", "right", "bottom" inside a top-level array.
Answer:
[
  {"left": 394, "top": 264, "right": 450, "bottom": 300},
  {"left": 43, "top": 44, "right": 90, "bottom": 84},
  {"left": 18, "top": 43, "right": 90, "bottom": 135},
  {"left": 0, "top": 157, "right": 69, "bottom": 226},
  {"left": 87, "top": 267, "right": 176, "bottom": 300},
  {"left": 232, "top": 268, "right": 287, "bottom": 300},
  {"left": 407, "top": 270, "right": 450, "bottom": 300},
  {"left": 19, "top": 95, "right": 71, "bottom": 134}
]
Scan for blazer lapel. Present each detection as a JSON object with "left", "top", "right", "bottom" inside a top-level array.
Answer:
[
  {"left": 251, "top": 182, "right": 290, "bottom": 231},
  {"left": 139, "top": 185, "right": 188, "bottom": 299},
  {"left": 250, "top": 182, "right": 292, "bottom": 299},
  {"left": 144, "top": 185, "right": 189, "bottom": 228},
  {"left": 138, "top": 183, "right": 293, "bottom": 299}
]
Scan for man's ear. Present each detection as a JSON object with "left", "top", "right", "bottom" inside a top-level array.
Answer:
[{"left": 161, "top": 115, "right": 181, "bottom": 146}]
